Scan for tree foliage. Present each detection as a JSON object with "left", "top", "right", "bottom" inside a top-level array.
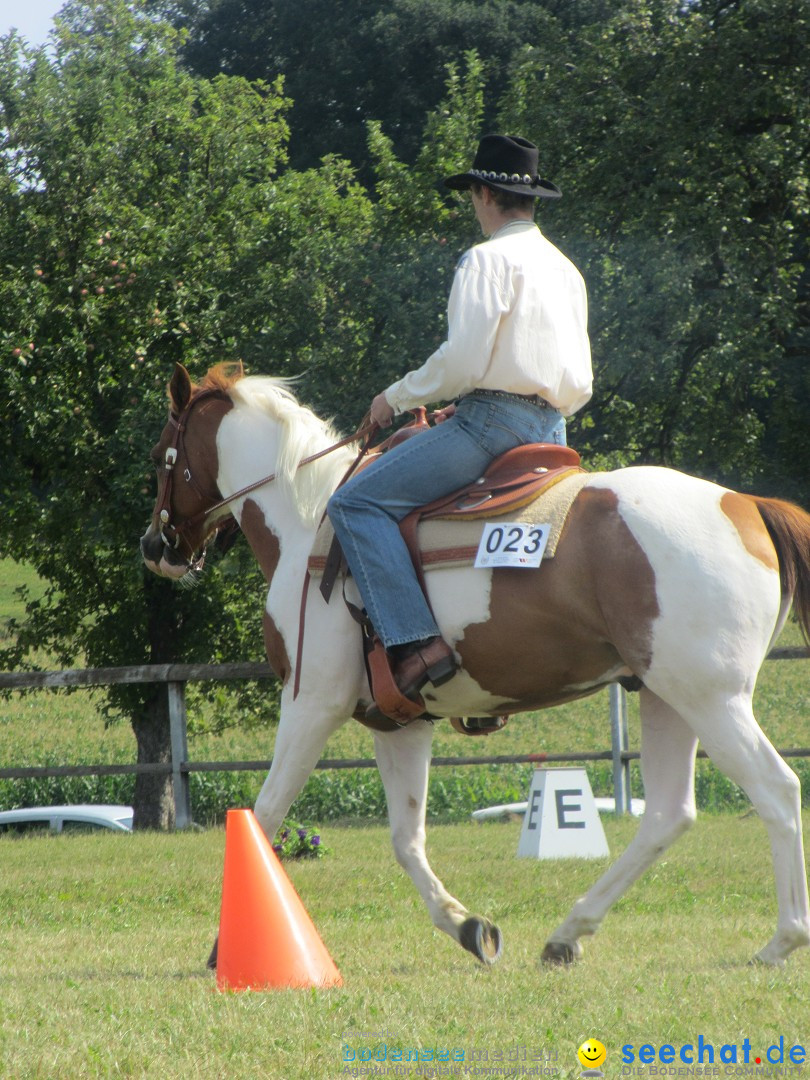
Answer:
[
  {"left": 155, "top": 0, "right": 611, "bottom": 175},
  {"left": 499, "top": 0, "right": 810, "bottom": 492},
  {"left": 157, "top": 0, "right": 809, "bottom": 494},
  {"left": 0, "top": 0, "right": 374, "bottom": 825}
]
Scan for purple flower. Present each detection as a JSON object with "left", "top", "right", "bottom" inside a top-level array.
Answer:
[
  {"left": 272, "top": 844, "right": 282, "bottom": 855},
  {"left": 297, "top": 828, "right": 308, "bottom": 840},
  {"left": 311, "top": 835, "right": 321, "bottom": 847}
]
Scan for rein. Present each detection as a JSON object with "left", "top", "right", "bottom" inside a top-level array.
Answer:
[
  {"left": 155, "top": 389, "right": 377, "bottom": 562},
  {"left": 192, "top": 420, "right": 379, "bottom": 527}
]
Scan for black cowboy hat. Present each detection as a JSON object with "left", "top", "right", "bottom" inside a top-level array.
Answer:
[{"left": 444, "top": 134, "right": 561, "bottom": 199}]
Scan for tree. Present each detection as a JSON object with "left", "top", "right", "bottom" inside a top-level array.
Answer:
[
  {"left": 262, "top": 53, "right": 490, "bottom": 426},
  {"left": 154, "top": 0, "right": 617, "bottom": 176},
  {"left": 0, "top": 0, "right": 374, "bottom": 826},
  {"left": 167, "top": 0, "right": 809, "bottom": 501},
  {"left": 499, "top": 0, "right": 810, "bottom": 497}
]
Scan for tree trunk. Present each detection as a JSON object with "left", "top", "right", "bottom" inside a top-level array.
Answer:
[
  {"left": 132, "top": 573, "right": 183, "bottom": 830},
  {"left": 131, "top": 686, "right": 175, "bottom": 830}
]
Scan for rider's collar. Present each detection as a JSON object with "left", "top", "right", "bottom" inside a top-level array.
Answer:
[{"left": 489, "top": 219, "right": 539, "bottom": 241}]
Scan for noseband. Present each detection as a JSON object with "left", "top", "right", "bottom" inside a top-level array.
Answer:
[{"left": 153, "top": 391, "right": 377, "bottom": 567}]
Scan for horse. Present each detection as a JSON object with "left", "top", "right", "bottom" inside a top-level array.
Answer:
[{"left": 140, "top": 362, "right": 810, "bottom": 967}]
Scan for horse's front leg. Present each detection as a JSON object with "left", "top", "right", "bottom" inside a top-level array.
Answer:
[
  {"left": 253, "top": 579, "right": 365, "bottom": 840},
  {"left": 252, "top": 691, "right": 348, "bottom": 840},
  {"left": 373, "top": 720, "right": 503, "bottom": 965}
]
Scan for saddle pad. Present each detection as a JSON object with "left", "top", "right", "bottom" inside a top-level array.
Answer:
[{"left": 308, "top": 470, "right": 591, "bottom": 578}]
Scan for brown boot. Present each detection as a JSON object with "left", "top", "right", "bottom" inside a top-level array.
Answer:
[
  {"left": 393, "top": 636, "right": 458, "bottom": 700},
  {"left": 365, "top": 636, "right": 458, "bottom": 727}
]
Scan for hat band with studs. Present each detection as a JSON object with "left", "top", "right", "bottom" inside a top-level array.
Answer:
[{"left": 471, "top": 168, "right": 536, "bottom": 185}]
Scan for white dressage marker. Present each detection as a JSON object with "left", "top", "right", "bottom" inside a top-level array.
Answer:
[{"left": 517, "top": 768, "right": 609, "bottom": 859}]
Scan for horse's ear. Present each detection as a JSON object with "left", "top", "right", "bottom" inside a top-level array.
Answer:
[{"left": 169, "top": 363, "right": 192, "bottom": 414}]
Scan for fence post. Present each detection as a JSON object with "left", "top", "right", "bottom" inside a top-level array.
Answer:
[
  {"left": 167, "top": 681, "right": 191, "bottom": 829},
  {"left": 609, "top": 684, "right": 631, "bottom": 814}
]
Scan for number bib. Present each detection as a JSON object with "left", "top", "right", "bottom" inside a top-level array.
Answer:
[{"left": 474, "top": 522, "right": 551, "bottom": 569}]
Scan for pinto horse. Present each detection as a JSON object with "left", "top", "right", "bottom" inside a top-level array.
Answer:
[{"left": 140, "top": 363, "right": 810, "bottom": 967}]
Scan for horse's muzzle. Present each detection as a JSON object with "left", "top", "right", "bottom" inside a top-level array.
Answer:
[{"left": 140, "top": 526, "right": 191, "bottom": 580}]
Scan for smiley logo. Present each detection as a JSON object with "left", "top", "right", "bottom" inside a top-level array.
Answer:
[{"left": 577, "top": 1039, "right": 607, "bottom": 1072}]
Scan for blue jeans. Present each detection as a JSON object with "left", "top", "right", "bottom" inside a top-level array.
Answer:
[{"left": 326, "top": 392, "right": 566, "bottom": 648}]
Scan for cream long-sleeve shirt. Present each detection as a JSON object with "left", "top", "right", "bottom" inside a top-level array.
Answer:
[{"left": 384, "top": 219, "right": 592, "bottom": 418}]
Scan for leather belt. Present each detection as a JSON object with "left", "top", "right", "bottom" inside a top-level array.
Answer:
[{"left": 464, "top": 388, "right": 553, "bottom": 409}]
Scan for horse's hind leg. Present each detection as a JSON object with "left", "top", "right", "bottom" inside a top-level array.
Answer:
[
  {"left": 373, "top": 720, "right": 502, "bottom": 965},
  {"left": 543, "top": 689, "right": 698, "bottom": 963},
  {"left": 686, "top": 692, "right": 810, "bottom": 965},
  {"left": 544, "top": 687, "right": 810, "bottom": 966}
]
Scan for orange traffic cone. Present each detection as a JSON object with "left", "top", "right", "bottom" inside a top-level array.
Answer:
[{"left": 216, "top": 808, "right": 343, "bottom": 991}]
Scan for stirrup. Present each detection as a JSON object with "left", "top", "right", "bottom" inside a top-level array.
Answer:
[
  {"left": 366, "top": 635, "right": 427, "bottom": 726},
  {"left": 450, "top": 716, "right": 509, "bottom": 737}
]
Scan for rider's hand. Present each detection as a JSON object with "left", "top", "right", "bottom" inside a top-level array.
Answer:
[
  {"left": 432, "top": 403, "right": 456, "bottom": 424},
  {"left": 370, "top": 391, "right": 395, "bottom": 428}
]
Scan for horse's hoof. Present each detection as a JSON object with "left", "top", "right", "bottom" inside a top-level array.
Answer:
[
  {"left": 541, "top": 940, "right": 581, "bottom": 965},
  {"left": 459, "top": 916, "right": 503, "bottom": 965},
  {"left": 749, "top": 952, "right": 785, "bottom": 968},
  {"left": 207, "top": 935, "right": 218, "bottom": 971}
]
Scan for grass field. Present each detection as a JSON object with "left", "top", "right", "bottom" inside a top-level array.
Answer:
[
  {"left": 0, "top": 816, "right": 808, "bottom": 1078},
  {"left": 2, "top": 568, "right": 810, "bottom": 1077}
]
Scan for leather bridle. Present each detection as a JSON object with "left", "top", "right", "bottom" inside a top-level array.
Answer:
[
  {"left": 152, "top": 389, "right": 377, "bottom": 568},
  {"left": 152, "top": 388, "right": 227, "bottom": 563}
]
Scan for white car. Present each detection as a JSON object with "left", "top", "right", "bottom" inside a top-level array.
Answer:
[
  {"left": 471, "top": 797, "right": 646, "bottom": 822},
  {"left": 0, "top": 804, "right": 133, "bottom": 834}
]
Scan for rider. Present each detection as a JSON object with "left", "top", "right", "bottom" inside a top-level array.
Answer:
[{"left": 327, "top": 134, "right": 592, "bottom": 719}]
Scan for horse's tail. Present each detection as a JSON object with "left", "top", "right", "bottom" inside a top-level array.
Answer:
[{"left": 750, "top": 495, "right": 810, "bottom": 644}]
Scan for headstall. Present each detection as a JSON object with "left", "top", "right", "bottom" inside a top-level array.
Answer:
[{"left": 153, "top": 391, "right": 377, "bottom": 566}]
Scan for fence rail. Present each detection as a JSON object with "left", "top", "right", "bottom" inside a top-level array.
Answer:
[{"left": 1, "top": 645, "right": 808, "bottom": 827}]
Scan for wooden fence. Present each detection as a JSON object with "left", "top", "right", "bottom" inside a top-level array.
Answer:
[{"left": 1, "top": 646, "right": 808, "bottom": 828}]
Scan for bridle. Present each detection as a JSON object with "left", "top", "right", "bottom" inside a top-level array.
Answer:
[
  {"left": 153, "top": 388, "right": 224, "bottom": 562},
  {"left": 153, "top": 388, "right": 377, "bottom": 567}
]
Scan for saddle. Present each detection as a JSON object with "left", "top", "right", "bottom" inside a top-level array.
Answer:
[
  {"left": 404, "top": 442, "right": 581, "bottom": 523},
  {"left": 320, "top": 439, "right": 582, "bottom": 597}
]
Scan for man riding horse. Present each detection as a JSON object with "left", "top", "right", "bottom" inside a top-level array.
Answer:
[{"left": 327, "top": 134, "right": 593, "bottom": 723}]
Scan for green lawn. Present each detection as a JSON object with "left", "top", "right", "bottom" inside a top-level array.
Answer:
[
  {"left": 0, "top": 559, "right": 47, "bottom": 632},
  {"left": 1, "top": 563, "right": 809, "bottom": 1076},
  {"left": 0, "top": 816, "right": 807, "bottom": 1078}
]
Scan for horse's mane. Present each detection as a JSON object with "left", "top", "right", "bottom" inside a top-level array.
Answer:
[
  {"left": 192, "top": 361, "right": 246, "bottom": 397},
  {"left": 194, "top": 363, "right": 353, "bottom": 528}
]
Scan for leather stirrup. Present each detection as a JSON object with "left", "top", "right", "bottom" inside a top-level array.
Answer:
[
  {"left": 450, "top": 716, "right": 510, "bottom": 737},
  {"left": 365, "top": 637, "right": 427, "bottom": 725},
  {"left": 344, "top": 600, "right": 427, "bottom": 726}
]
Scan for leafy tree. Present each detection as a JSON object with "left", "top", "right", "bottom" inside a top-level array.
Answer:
[
  {"left": 150, "top": 0, "right": 809, "bottom": 499},
  {"left": 153, "top": 0, "right": 615, "bottom": 176},
  {"left": 499, "top": 0, "right": 810, "bottom": 496},
  {"left": 272, "top": 53, "right": 490, "bottom": 425},
  {"left": 341, "top": 55, "right": 488, "bottom": 410},
  {"left": 0, "top": 0, "right": 374, "bottom": 826}
]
